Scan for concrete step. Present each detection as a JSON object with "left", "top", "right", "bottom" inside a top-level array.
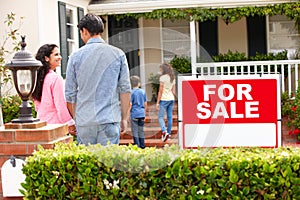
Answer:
[
  {"left": 121, "top": 101, "right": 179, "bottom": 147},
  {"left": 121, "top": 127, "right": 178, "bottom": 139},
  {"left": 144, "top": 115, "right": 178, "bottom": 122},
  {"left": 129, "top": 116, "right": 178, "bottom": 127},
  {"left": 119, "top": 137, "right": 178, "bottom": 148}
]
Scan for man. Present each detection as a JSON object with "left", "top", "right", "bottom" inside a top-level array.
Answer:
[{"left": 65, "top": 13, "right": 131, "bottom": 146}]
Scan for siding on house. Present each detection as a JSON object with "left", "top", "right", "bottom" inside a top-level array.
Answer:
[{"left": 218, "top": 17, "right": 248, "bottom": 56}]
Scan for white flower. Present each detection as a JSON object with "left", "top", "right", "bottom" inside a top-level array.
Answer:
[
  {"left": 52, "top": 171, "right": 60, "bottom": 176},
  {"left": 197, "top": 190, "right": 204, "bottom": 195},
  {"left": 103, "top": 179, "right": 109, "bottom": 185},
  {"left": 281, "top": 151, "right": 289, "bottom": 157},
  {"left": 113, "top": 180, "right": 120, "bottom": 189}
]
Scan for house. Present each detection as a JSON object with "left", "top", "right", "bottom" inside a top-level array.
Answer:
[{"left": 1, "top": 0, "right": 299, "bottom": 98}]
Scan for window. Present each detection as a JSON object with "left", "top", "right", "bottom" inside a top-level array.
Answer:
[
  {"left": 66, "top": 8, "right": 76, "bottom": 57},
  {"left": 161, "top": 19, "right": 190, "bottom": 62},
  {"left": 58, "top": 1, "right": 84, "bottom": 78},
  {"left": 268, "top": 15, "right": 300, "bottom": 58}
]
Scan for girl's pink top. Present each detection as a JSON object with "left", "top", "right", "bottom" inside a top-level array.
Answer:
[{"left": 34, "top": 70, "right": 75, "bottom": 126}]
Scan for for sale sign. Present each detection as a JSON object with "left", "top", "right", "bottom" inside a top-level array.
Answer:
[{"left": 178, "top": 75, "right": 281, "bottom": 148}]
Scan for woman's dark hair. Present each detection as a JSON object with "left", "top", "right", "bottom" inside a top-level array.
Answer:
[
  {"left": 160, "top": 63, "right": 175, "bottom": 83},
  {"left": 77, "top": 13, "right": 104, "bottom": 36},
  {"left": 32, "top": 44, "right": 58, "bottom": 101}
]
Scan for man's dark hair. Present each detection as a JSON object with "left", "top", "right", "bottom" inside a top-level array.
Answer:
[{"left": 77, "top": 13, "right": 104, "bottom": 35}]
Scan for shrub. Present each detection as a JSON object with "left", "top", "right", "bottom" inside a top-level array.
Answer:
[
  {"left": 21, "top": 143, "right": 300, "bottom": 199},
  {"left": 170, "top": 56, "right": 192, "bottom": 74},
  {"left": 212, "top": 50, "right": 288, "bottom": 62},
  {"left": 212, "top": 50, "right": 247, "bottom": 62},
  {"left": 1, "top": 95, "right": 36, "bottom": 123}
]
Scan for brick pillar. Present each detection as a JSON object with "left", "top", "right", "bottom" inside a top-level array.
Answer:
[{"left": 0, "top": 121, "right": 73, "bottom": 199}]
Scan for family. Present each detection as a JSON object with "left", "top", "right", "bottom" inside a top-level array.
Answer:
[{"left": 32, "top": 13, "right": 176, "bottom": 148}]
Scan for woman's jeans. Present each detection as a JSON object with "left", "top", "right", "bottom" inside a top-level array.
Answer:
[
  {"left": 158, "top": 100, "right": 174, "bottom": 134},
  {"left": 130, "top": 118, "right": 145, "bottom": 149}
]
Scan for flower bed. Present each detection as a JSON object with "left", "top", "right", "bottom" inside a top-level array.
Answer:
[{"left": 282, "top": 89, "right": 300, "bottom": 143}]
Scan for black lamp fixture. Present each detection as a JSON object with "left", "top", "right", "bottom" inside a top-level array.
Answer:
[{"left": 6, "top": 36, "right": 41, "bottom": 123}]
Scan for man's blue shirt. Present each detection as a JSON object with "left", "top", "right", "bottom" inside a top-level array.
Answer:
[{"left": 65, "top": 38, "right": 131, "bottom": 126}]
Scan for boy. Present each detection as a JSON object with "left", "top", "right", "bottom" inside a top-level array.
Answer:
[{"left": 130, "top": 76, "right": 147, "bottom": 148}]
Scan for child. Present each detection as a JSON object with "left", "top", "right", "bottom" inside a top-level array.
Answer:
[
  {"left": 156, "top": 63, "right": 176, "bottom": 142},
  {"left": 130, "top": 76, "right": 147, "bottom": 148}
]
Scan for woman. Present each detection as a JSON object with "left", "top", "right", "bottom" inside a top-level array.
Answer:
[
  {"left": 32, "top": 44, "right": 76, "bottom": 135},
  {"left": 156, "top": 63, "right": 176, "bottom": 142}
]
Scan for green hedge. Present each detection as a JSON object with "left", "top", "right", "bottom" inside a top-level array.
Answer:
[{"left": 21, "top": 143, "right": 300, "bottom": 199}]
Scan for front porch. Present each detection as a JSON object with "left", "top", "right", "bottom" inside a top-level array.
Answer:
[
  {"left": 193, "top": 60, "right": 300, "bottom": 95},
  {"left": 88, "top": 0, "right": 300, "bottom": 148}
]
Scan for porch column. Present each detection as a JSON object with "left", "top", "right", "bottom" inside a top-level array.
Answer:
[{"left": 190, "top": 20, "right": 197, "bottom": 74}]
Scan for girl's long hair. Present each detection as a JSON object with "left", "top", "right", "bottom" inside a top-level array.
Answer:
[
  {"left": 160, "top": 63, "right": 175, "bottom": 83},
  {"left": 32, "top": 44, "right": 58, "bottom": 101}
]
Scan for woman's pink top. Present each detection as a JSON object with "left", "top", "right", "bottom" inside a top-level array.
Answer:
[{"left": 34, "top": 70, "right": 75, "bottom": 126}]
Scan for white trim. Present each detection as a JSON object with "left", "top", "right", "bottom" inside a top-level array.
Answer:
[
  {"left": 66, "top": 4, "right": 79, "bottom": 52},
  {"left": 190, "top": 20, "right": 197, "bottom": 74},
  {"left": 266, "top": 16, "right": 270, "bottom": 53},
  {"left": 159, "top": 18, "right": 164, "bottom": 63},
  {"left": 138, "top": 18, "right": 146, "bottom": 92},
  {"left": 88, "top": 0, "right": 297, "bottom": 15}
]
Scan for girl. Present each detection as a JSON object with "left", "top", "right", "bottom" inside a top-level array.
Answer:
[{"left": 156, "top": 63, "right": 176, "bottom": 142}]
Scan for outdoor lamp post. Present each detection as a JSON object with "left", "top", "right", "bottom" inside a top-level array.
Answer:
[{"left": 6, "top": 36, "right": 41, "bottom": 123}]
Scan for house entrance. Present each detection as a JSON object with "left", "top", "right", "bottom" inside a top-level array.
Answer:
[{"left": 108, "top": 16, "right": 140, "bottom": 76}]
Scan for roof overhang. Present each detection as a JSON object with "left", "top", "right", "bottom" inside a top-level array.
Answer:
[{"left": 88, "top": 0, "right": 297, "bottom": 15}]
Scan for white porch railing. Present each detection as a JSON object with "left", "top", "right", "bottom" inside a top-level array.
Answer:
[{"left": 193, "top": 60, "right": 300, "bottom": 95}]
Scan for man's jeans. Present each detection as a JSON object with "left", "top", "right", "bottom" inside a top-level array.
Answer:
[
  {"left": 158, "top": 100, "right": 174, "bottom": 134},
  {"left": 130, "top": 118, "right": 145, "bottom": 149},
  {"left": 76, "top": 123, "right": 120, "bottom": 146}
]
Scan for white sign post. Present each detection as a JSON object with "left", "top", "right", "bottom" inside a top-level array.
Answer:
[{"left": 178, "top": 74, "right": 281, "bottom": 148}]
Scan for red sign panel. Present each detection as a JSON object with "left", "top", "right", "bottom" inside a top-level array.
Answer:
[
  {"left": 179, "top": 76, "right": 281, "bottom": 148},
  {"left": 182, "top": 79, "right": 277, "bottom": 124}
]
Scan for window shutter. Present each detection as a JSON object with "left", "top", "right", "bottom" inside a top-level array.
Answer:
[
  {"left": 58, "top": 1, "right": 68, "bottom": 78},
  {"left": 247, "top": 16, "right": 267, "bottom": 57},
  {"left": 77, "top": 7, "right": 85, "bottom": 47},
  {"left": 199, "top": 19, "right": 219, "bottom": 59}
]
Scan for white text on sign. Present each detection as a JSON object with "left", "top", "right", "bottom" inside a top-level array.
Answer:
[{"left": 197, "top": 84, "right": 259, "bottom": 119}]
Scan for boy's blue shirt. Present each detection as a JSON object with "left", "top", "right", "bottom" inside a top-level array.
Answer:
[{"left": 130, "top": 88, "right": 147, "bottom": 118}]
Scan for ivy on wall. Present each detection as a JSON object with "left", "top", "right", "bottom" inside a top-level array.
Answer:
[{"left": 114, "top": 2, "right": 300, "bottom": 29}]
